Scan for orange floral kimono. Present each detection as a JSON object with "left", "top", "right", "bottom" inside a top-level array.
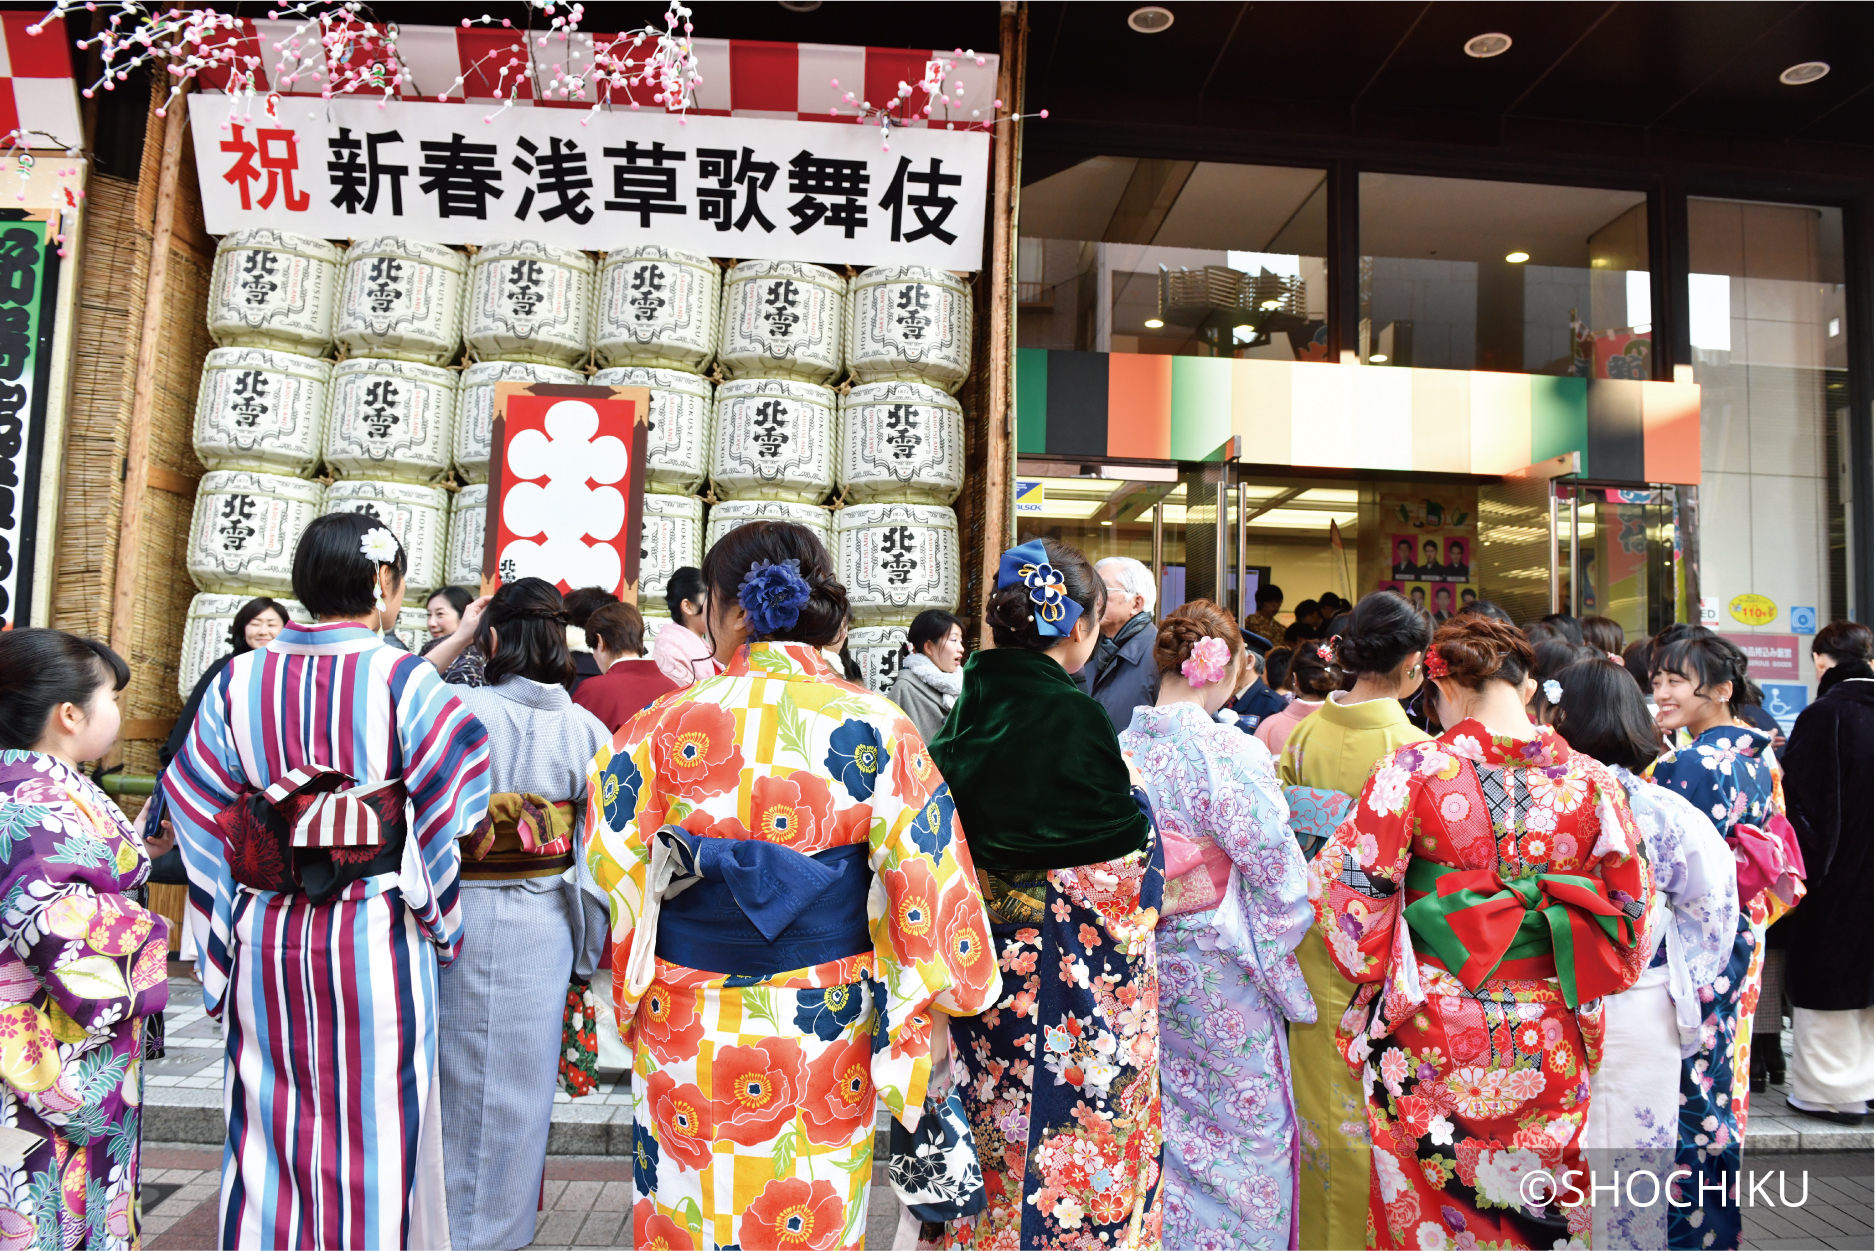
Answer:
[
  {"left": 1311, "top": 721, "right": 1655, "bottom": 1250},
  {"left": 586, "top": 642, "right": 999, "bottom": 1251}
]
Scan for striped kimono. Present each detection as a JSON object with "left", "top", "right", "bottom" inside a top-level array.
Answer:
[{"left": 164, "top": 622, "right": 491, "bottom": 1250}]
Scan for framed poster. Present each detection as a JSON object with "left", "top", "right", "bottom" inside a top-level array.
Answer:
[{"left": 488, "top": 381, "right": 650, "bottom": 602}]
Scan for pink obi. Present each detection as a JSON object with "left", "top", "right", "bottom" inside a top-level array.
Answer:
[{"left": 1160, "top": 832, "right": 1235, "bottom": 918}]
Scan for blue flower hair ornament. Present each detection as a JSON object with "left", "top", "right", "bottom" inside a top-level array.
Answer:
[
  {"left": 738, "top": 558, "right": 814, "bottom": 638},
  {"left": 995, "top": 540, "right": 1084, "bottom": 638}
]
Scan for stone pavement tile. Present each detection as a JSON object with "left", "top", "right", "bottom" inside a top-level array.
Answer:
[
  {"left": 541, "top": 1177, "right": 569, "bottom": 1208},
  {"left": 572, "top": 1210, "right": 627, "bottom": 1245},
  {"left": 547, "top": 1156, "right": 635, "bottom": 1181},
  {"left": 592, "top": 1179, "right": 633, "bottom": 1211},
  {"left": 146, "top": 1193, "right": 221, "bottom": 1250},
  {"left": 557, "top": 1178, "right": 604, "bottom": 1211},
  {"left": 533, "top": 1209, "right": 586, "bottom": 1246}
]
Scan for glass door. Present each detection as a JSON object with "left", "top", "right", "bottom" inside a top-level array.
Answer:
[{"left": 1559, "top": 485, "right": 1683, "bottom": 643}]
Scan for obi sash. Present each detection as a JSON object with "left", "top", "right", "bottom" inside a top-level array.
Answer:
[
  {"left": 215, "top": 766, "right": 408, "bottom": 905},
  {"left": 460, "top": 792, "right": 576, "bottom": 881},
  {"left": 1284, "top": 785, "right": 1355, "bottom": 861},
  {"left": 1160, "top": 833, "right": 1233, "bottom": 918},
  {"left": 626, "top": 826, "right": 873, "bottom": 989},
  {"left": 1402, "top": 858, "right": 1644, "bottom": 1008}
]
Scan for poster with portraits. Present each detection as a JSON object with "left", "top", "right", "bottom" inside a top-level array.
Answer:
[{"left": 1371, "top": 489, "right": 1478, "bottom": 620}]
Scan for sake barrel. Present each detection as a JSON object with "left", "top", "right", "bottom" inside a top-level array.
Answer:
[
  {"left": 718, "top": 261, "right": 845, "bottom": 383},
  {"left": 711, "top": 378, "right": 835, "bottom": 503},
  {"left": 465, "top": 240, "right": 594, "bottom": 367},
  {"left": 334, "top": 237, "right": 467, "bottom": 364},
  {"left": 389, "top": 606, "right": 431, "bottom": 654},
  {"left": 186, "top": 471, "right": 325, "bottom": 594},
  {"left": 639, "top": 613, "right": 672, "bottom": 649},
  {"left": 592, "top": 366, "right": 713, "bottom": 495},
  {"left": 705, "top": 500, "right": 833, "bottom": 554},
  {"left": 324, "top": 358, "right": 456, "bottom": 482},
  {"left": 595, "top": 246, "right": 720, "bottom": 372},
  {"left": 444, "top": 484, "right": 488, "bottom": 589},
  {"left": 324, "top": 480, "right": 449, "bottom": 599},
  {"left": 454, "top": 361, "right": 584, "bottom": 484},
  {"left": 177, "top": 592, "right": 307, "bottom": 700},
  {"left": 836, "top": 503, "right": 960, "bottom": 624},
  {"left": 207, "top": 230, "right": 341, "bottom": 355},
  {"left": 837, "top": 381, "right": 966, "bottom": 505},
  {"left": 845, "top": 265, "right": 973, "bottom": 393},
  {"left": 847, "top": 625, "right": 909, "bottom": 696},
  {"left": 193, "top": 347, "right": 331, "bottom": 476},
  {"left": 639, "top": 493, "right": 704, "bottom": 603}
]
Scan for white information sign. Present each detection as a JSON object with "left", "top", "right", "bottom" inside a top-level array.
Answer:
[{"left": 190, "top": 95, "right": 990, "bottom": 269}]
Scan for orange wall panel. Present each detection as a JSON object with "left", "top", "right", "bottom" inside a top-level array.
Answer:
[{"left": 1106, "top": 353, "right": 1173, "bottom": 460}]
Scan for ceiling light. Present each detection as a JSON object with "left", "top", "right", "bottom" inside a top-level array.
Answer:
[
  {"left": 1369, "top": 354, "right": 1388, "bottom": 363},
  {"left": 1100, "top": 519, "right": 1114, "bottom": 526},
  {"left": 1779, "top": 61, "right": 1830, "bottom": 85},
  {"left": 1505, "top": 251, "right": 1530, "bottom": 264},
  {"left": 777, "top": 1, "right": 823, "bottom": 10},
  {"left": 1143, "top": 318, "right": 1164, "bottom": 329},
  {"left": 1259, "top": 299, "right": 1281, "bottom": 310},
  {"left": 1464, "top": 32, "right": 1513, "bottom": 58},
  {"left": 1127, "top": 6, "right": 1175, "bottom": 34}
]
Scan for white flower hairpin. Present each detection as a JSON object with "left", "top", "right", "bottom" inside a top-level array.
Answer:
[{"left": 360, "top": 527, "right": 399, "bottom": 616}]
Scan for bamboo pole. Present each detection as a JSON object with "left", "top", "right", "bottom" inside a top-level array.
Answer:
[
  {"left": 108, "top": 86, "right": 190, "bottom": 657},
  {"left": 980, "top": 2, "right": 1026, "bottom": 602}
]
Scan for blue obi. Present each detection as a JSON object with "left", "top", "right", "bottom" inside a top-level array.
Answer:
[{"left": 652, "top": 828, "right": 873, "bottom": 977}]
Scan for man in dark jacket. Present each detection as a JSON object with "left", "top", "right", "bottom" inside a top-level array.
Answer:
[
  {"left": 1230, "top": 628, "right": 1288, "bottom": 732},
  {"left": 1079, "top": 556, "right": 1159, "bottom": 733},
  {"left": 1779, "top": 622, "right": 1874, "bottom": 1123}
]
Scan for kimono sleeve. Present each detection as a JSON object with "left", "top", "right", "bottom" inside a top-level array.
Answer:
[
  {"left": 1648, "top": 787, "right": 1739, "bottom": 990},
  {"left": 864, "top": 713, "right": 997, "bottom": 1130},
  {"left": 584, "top": 713, "right": 661, "bottom": 1052},
  {"left": 1213, "top": 738, "right": 1315, "bottom": 1023},
  {"left": 161, "top": 664, "right": 245, "bottom": 1017},
  {"left": 1586, "top": 766, "right": 1657, "bottom": 996},
  {"left": 1310, "top": 750, "right": 1419, "bottom": 985},
  {"left": 391, "top": 656, "right": 491, "bottom": 962}
]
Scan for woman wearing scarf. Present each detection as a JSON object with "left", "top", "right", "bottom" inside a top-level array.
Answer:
[
  {"left": 437, "top": 577, "right": 613, "bottom": 1250},
  {"left": 585, "top": 522, "right": 997, "bottom": 1251},
  {"left": 1118, "top": 600, "right": 1314, "bottom": 1248},
  {"left": 885, "top": 609, "right": 966, "bottom": 742},
  {"left": 1313, "top": 615, "right": 1655, "bottom": 1250},
  {"left": 929, "top": 539, "right": 1164, "bottom": 1250}
]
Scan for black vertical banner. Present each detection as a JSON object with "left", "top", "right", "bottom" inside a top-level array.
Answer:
[{"left": 0, "top": 212, "right": 55, "bottom": 629}]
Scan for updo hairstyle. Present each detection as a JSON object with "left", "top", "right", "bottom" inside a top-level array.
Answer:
[
  {"left": 1650, "top": 633, "right": 1760, "bottom": 714},
  {"left": 1333, "top": 590, "right": 1433, "bottom": 675},
  {"left": 665, "top": 566, "right": 707, "bottom": 624},
  {"left": 1532, "top": 638, "right": 1598, "bottom": 685},
  {"left": 902, "top": 609, "right": 964, "bottom": 660},
  {"left": 478, "top": 576, "right": 575, "bottom": 689},
  {"left": 702, "top": 521, "right": 848, "bottom": 648},
  {"left": 1285, "top": 637, "right": 1344, "bottom": 697},
  {"left": 1151, "top": 599, "right": 1242, "bottom": 674},
  {"left": 292, "top": 511, "right": 409, "bottom": 618},
  {"left": 1427, "top": 615, "right": 1535, "bottom": 689},
  {"left": 0, "top": 629, "right": 130, "bottom": 750},
  {"left": 985, "top": 538, "right": 1104, "bottom": 651}
]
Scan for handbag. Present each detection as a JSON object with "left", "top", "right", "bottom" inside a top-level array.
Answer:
[{"left": 887, "top": 1020, "right": 987, "bottom": 1222}]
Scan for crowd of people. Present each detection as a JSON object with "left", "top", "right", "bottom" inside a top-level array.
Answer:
[{"left": 0, "top": 514, "right": 1867, "bottom": 1251}]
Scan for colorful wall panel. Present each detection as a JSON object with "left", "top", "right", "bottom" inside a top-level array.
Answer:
[{"left": 1014, "top": 350, "right": 1702, "bottom": 484}]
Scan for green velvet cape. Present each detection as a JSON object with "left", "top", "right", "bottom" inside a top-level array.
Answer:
[{"left": 929, "top": 646, "right": 1150, "bottom": 872}]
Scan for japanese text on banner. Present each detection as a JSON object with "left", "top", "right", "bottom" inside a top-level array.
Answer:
[{"left": 191, "top": 95, "right": 990, "bottom": 269}]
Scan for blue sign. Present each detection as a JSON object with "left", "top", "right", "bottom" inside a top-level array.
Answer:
[
  {"left": 1760, "top": 682, "right": 1810, "bottom": 731},
  {"left": 1791, "top": 606, "right": 1817, "bottom": 634},
  {"left": 1014, "top": 480, "right": 1044, "bottom": 514}
]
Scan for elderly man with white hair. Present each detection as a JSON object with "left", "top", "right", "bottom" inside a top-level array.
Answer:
[{"left": 1078, "top": 555, "right": 1161, "bottom": 732}]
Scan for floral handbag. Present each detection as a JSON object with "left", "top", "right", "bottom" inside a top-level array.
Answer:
[
  {"left": 558, "top": 978, "right": 599, "bottom": 1098},
  {"left": 887, "top": 1021, "right": 986, "bottom": 1221}
]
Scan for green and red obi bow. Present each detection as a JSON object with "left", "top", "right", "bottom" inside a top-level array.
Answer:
[{"left": 1403, "top": 859, "right": 1641, "bottom": 1008}]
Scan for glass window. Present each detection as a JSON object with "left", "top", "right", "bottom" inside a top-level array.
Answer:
[
  {"left": 1686, "top": 198, "right": 1850, "bottom": 630},
  {"left": 1018, "top": 159, "right": 1329, "bottom": 360},
  {"left": 1359, "top": 173, "right": 1650, "bottom": 375}
]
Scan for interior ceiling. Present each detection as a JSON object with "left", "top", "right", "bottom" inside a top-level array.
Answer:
[
  {"left": 1023, "top": 157, "right": 1328, "bottom": 251},
  {"left": 1359, "top": 175, "right": 1645, "bottom": 266},
  {"left": 1022, "top": 1, "right": 1871, "bottom": 169}
]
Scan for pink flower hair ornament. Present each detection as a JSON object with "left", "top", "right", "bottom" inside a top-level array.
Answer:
[{"left": 1180, "top": 635, "right": 1232, "bottom": 688}]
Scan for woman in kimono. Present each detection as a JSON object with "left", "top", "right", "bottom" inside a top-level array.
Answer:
[
  {"left": 1314, "top": 615, "right": 1655, "bottom": 1250},
  {"left": 586, "top": 521, "right": 997, "bottom": 1251},
  {"left": 930, "top": 539, "right": 1164, "bottom": 1250},
  {"left": 164, "top": 512, "right": 492, "bottom": 1250},
  {"left": 1648, "top": 632, "right": 1799, "bottom": 1249},
  {"left": 1553, "top": 658, "right": 1737, "bottom": 1250},
  {"left": 1278, "top": 590, "right": 1432, "bottom": 1250},
  {"left": 1119, "top": 600, "right": 1315, "bottom": 1249},
  {"left": 0, "top": 630, "right": 170, "bottom": 1250},
  {"left": 437, "top": 577, "right": 612, "bottom": 1250}
]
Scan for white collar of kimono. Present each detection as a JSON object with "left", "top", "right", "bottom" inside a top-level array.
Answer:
[{"left": 270, "top": 621, "right": 388, "bottom": 655}]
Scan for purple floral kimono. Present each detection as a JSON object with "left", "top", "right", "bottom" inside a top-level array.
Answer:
[{"left": 0, "top": 750, "right": 170, "bottom": 1250}]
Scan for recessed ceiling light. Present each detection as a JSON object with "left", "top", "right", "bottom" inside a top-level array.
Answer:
[
  {"left": 1128, "top": 6, "right": 1175, "bottom": 34},
  {"left": 1259, "top": 299, "right": 1281, "bottom": 310},
  {"left": 1143, "top": 318, "right": 1164, "bottom": 329},
  {"left": 1464, "top": 32, "right": 1513, "bottom": 58},
  {"left": 1100, "top": 519, "right": 1114, "bottom": 526},
  {"left": 1505, "top": 251, "right": 1530, "bottom": 264},
  {"left": 1369, "top": 353, "right": 1388, "bottom": 363},
  {"left": 777, "top": 1, "right": 823, "bottom": 10},
  {"left": 1780, "top": 61, "right": 1830, "bottom": 85}
]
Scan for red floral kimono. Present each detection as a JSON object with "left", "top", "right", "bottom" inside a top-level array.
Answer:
[{"left": 1311, "top": 721, "right": 1655, "bottom": 1250}]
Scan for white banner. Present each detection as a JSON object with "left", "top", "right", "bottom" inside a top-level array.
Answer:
[{"left": 190, "top": 95, "right": 990, "bottom": 269}]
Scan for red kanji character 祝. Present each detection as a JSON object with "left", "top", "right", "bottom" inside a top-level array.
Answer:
[{"left": 222, "top": 125, "right": 311, "bottom": 212}]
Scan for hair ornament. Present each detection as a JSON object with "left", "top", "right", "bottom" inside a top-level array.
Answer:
[
  {"left": 1543, "top": 678, "right": 1563, "bottom": 705},
  {"left": 1316, "top": 636, "right": 1339, "bottom": 663},
  {"left": 996, "top": 540, "right": 1084, "bottom": 638},
  {"left": 1607, "top": 651, "right": 1625, "bottom": 665},
  {"left": 359, "top": 527, "right": 400, "bottom": 564},
  {"left": 738, "top": 559, "right": 813, "bottom": 638},
  {"left": 1424, "top": 648, "right": 1450, "bottom": 679},
  {"left": 1181, "top": 635, "right": 1232, "bottom": 687}
]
